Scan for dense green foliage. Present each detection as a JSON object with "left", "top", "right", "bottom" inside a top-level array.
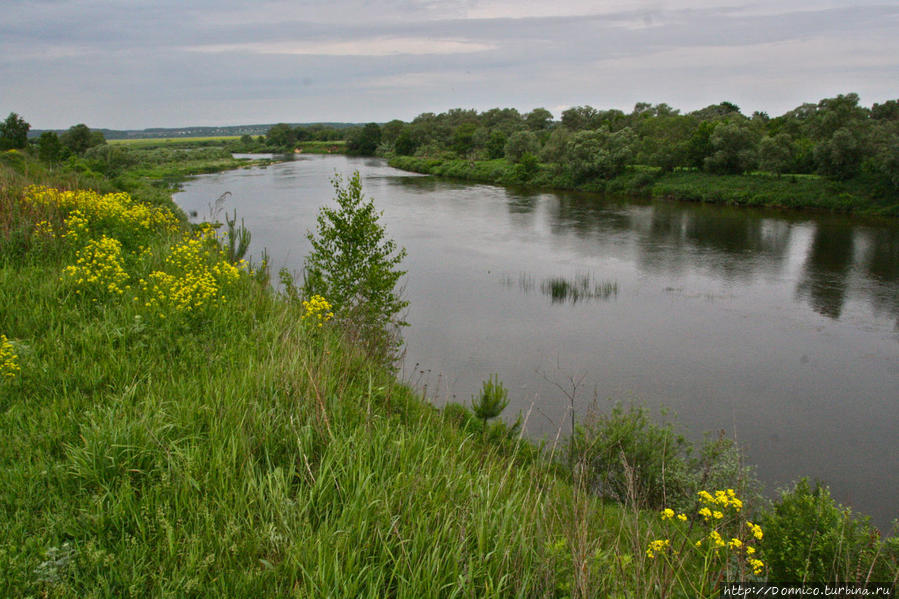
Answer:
[
  {"left": 374, "top": 94, "right": 898, "bottom": 213},
  {"left": 761, "top": 480, "right": 898, "bottom": 583}
]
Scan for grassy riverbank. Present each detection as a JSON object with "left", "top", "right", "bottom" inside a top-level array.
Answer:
[
  {"left": 388, "top": 156, "right": 899, "bottom": 216},
  {"left": 2, "top": 149, "right": 896, "bottom": 596}
]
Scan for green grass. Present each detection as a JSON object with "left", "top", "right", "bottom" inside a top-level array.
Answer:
[{"left": 0, "top": 163, "right": 641, "bottom": 597}]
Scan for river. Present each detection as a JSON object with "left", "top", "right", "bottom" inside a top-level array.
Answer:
[{"left": 174, "top": 154, "right": 899, "bottom": 529}]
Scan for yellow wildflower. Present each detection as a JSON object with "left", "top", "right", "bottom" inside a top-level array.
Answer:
[
  {"left": 302, "top": 295, "right": 334, "bottom": 327},
  {"left": 1, "top": 335, "right": 20, "bottom": 379},
  {"left": 748, "top": 557, "right": 764, "bottom": 575},
  {"left": 646, "top": 539, "right": 670, "bottom": 559},
  {"left": 661, "top": 508, "right": 675, "bottom": 520}
]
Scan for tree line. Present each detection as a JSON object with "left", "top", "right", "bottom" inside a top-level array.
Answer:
[
  {"left": 260, "top": 94, "right": 897, "bottom": 192},
  {"left": 1, "top": 114, "right": 108, "bottom": 162}
]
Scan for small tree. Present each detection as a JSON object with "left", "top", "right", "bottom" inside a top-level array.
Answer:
[
  {"left": 0, "top": 112, "right": 30, "bottom": 150},
  {"left": 60, "top": 124, "right": 103, "bottom": 155},
  {"left": 303, "top": 171, "right": 408, "bottom": 362},
  {"left": 471, "top": 374, "right": 509, "bottom": 431},
  {"left": 37, "top": 131, "right": 64, "bottom": 163}
]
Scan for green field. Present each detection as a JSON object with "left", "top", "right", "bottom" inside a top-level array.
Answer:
[{"left": 108, "top": 135, "right": 241, "bottom": 148}]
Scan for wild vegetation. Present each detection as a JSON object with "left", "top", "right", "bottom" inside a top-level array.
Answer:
[
  {"left": 290, "top": 94, "right": 899, "bottom": 215},
  {"left": 2, "top": 116, "right": 898, "bottom": 595}
]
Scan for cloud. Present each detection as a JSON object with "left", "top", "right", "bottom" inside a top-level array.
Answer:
[
  {"left": 2, "top": 1, "right": 897, "bottom": 128},
  {"left": 182, "top": 37, "right": 495, "bottom": 57}
]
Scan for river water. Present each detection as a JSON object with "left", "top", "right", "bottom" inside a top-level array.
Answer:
[{"left": 174, "top": 154, "right": 899, "bottom": 529}]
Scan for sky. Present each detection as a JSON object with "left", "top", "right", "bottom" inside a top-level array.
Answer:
[{"left": 2, "top": 0, "right": 898, "bottom": 130}]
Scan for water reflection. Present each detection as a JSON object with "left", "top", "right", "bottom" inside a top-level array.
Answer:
[{"left": 796, "top": 224, "right": 855, "bottom": 319}]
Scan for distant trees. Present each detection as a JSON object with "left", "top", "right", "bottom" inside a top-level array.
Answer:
[
  {"left": 814, "top": 127, "right": 865, "bottom": 180},
  {"left": 565, "top": 128, "right": 637, "bottom": 181},
  {"left": 524, "top": 108, "right": 553, "bottom": 132},
  {"left": 757, "top": 134, "right": 794, "bottom": 175},
  {"left": 37, "top": 131, "right": 64, "bottom": 163},
  {"left": 347, "top": 123, "right": 382, "bottom": 155},
  {"left": 374, "top": 94, "right": 896, "bottom": 193},
  {"left": 504, "top": 130, "right": 539, "bottom": 163},
  {"left": 0, "top": 113, "right": 30, "bottom": 150},
  {"left": 60, "top": 124, "right": 105, "bottom": 155},
  {"left": 704, "top": 122, "right": 758, "bottom": 175},
  {"left": 266, "top": 123, "right": 295, "bottom": 149}
]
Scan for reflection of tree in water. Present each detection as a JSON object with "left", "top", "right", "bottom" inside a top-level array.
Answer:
[
  {"left": 634, "top": 203, "right": 792, "bottom": 281},
  {"left": 550, "top": 192, "right": 636, "bottom": 238},
  {"left": 859, "top": 228, "right": 899, "bottom": 328},
  {"left": 505, "top": 192, "right": 540, "bottom": 215},
  {"left": 795, "top": 224, "right": 854, "bottom": 319}
]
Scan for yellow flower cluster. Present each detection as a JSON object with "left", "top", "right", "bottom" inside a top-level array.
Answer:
[
  {"left": 139, "top": 234, "right": 241, "bottom": 315},
  {"left": 645, "top": 539, "right": 671, "bottom": 559},
  {"left": 61, "top": 210, "right": 90, "bottom": 244},
  {"left": 660, "top": 508, "right": 688, "bottom": 521},
  {"left": 698, "top": 489, "right": 743, "bottom": 511},
  {"left": 301, "top": 295, "right": 334, "bottom": 327},
  {"left": 1, "top": 335, "right": 20, "bottom": 379},
  {"left": 24, "top": 186, "right": 179, "bottom": 236},
  {"left": 62, "top": 235, "right": 129, "bottom": 296},
  {"left": 656, "top": 490, "right": 764, "bottom": 577},
  {"left": 33, "top": 220, "right": 54, "bottom": 237}
]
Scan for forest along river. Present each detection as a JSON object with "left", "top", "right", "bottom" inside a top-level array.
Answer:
[{"left": 175, "top": 154, "right": 899, "bottom": 529}]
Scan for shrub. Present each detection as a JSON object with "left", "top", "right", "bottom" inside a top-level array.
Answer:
[
  {"left": 570, "top": 403, "right": 691, "bottom": 509},
  {"left": 760, "top": 479, "right": 896, "bottom": 582},
  {"left": 569, "top": 402, "right": 758, "bottom": 512}
]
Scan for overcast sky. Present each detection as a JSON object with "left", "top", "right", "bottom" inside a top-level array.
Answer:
[{"left": 2, "top": 0, "right": 897, "bottom": 129}]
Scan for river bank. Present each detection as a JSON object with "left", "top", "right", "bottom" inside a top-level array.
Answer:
[{"left": 388, "top": 155, "right": 899, "bottom": 216}]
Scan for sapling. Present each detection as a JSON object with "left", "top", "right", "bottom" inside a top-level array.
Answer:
[{"left": 471, "top": 374, "right": 509, "bottom": 433}]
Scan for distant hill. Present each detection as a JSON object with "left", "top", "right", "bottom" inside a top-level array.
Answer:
[{"left": 29, "top": 123, "right": 360, "bottom": 140}]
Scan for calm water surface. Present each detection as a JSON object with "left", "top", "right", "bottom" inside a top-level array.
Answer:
[{"left": 175, "top": 155, "right": 899, "bottom": 528}]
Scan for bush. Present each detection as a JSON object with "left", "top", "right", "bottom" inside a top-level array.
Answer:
[
  {"left": 569, "top": 402, "right": 758, "bottom": 511},
  {"left": 569, "top": 403, "right": 691, "bottom": 508},
  {"left": 761, "top": 479, "right": 896, "bottom": 582},
  {"left": 303, "top": 171, "right": 408, "bottom": 365}
]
